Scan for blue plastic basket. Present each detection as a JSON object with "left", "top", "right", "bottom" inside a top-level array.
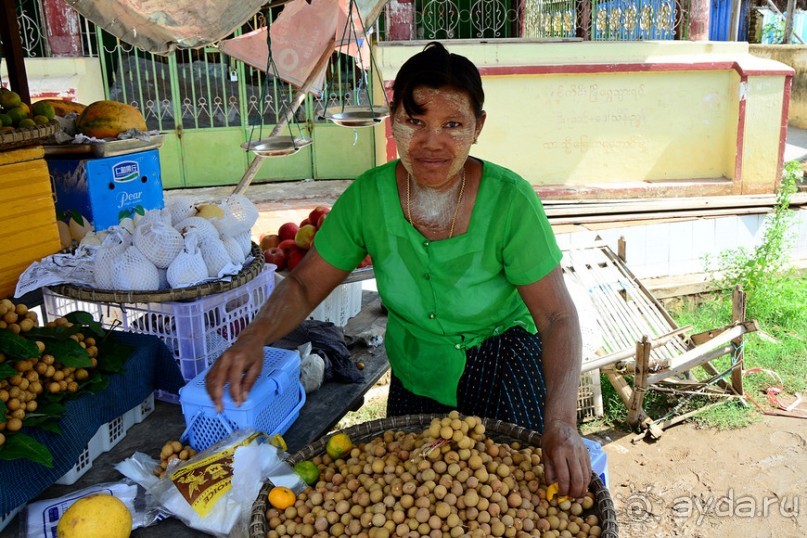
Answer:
[
  {"left": 179, "top": 347, "right": 305, "bottom": 451},
  {"left": 582, "top": 437, "right": 609, "bottom": 488}
]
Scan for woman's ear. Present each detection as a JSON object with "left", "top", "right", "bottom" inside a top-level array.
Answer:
[{"left": 474, "top": 111, "right": 487, "bottom": 143}]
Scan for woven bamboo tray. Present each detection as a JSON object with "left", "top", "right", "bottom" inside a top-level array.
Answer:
[
  {"left": 50, "top": 242, "right": 265, "bottom": 303},
  {"left": 250, "top": 414, "right": 618, "bottom": 538},
  {"left": 0, "top": 120, "right": 60, "bottom": 151}
]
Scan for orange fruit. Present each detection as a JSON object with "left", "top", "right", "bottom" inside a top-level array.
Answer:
[
  {"left": 325, "top": 432, "right": 353, "bottom": 460},
  {"left": 267, "top": 486, "right": 296, "bottom": 510}
]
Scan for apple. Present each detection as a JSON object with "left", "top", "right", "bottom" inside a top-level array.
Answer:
[
  {"left": 278, "top": 239, "right": 297, "bottom": 257},
  {"left": 287, "top": 247, "right": 307, "bottom": 270},
  {"left": 316, "top": 212, "right": 328, "bottom": 229},
  {"left": 278, "top": 222, "right": 300, "bottom": 242},
  {"left": 358, "top": 254, "right": 373, "bottom": 268},
  {"left": 309, "top": 206, "right": 331, "bottom": 229},
  {"left": 263, "top": 247, "right": 286, "bottom": 270},
  {"left": 259, "top": 233, "right": 280, "bottom": 251},
  {"left": 299, "top": 218, "right": 311, "bottom": 227},
  {"left": 295, "top": 224, "right": 317, "bottom": 250}
]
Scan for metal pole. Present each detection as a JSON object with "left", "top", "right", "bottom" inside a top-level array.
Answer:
[{"left": 233, "top": 39, "right": 335, "bottom": 195}]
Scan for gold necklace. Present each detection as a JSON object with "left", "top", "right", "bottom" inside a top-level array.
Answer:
[{"left": 406, "top": 166, "right": 466, "bottom": 239}]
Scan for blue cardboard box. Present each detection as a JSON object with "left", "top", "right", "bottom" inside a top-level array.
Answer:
[{"left": 48, "top": 148, "right": 164, "bottom": 233}]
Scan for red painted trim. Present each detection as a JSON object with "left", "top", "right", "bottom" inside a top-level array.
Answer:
[
  {"left": 777, "top": 75, "right": 793, "bottom": 183},
  {"left": 477, "top": 62, "right": 794, "bottom": 78},
  {"left": 735, "top": 75, "right": 748, "bottom": 188}
]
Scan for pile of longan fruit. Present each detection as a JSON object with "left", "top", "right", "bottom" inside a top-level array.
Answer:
[
  {"left": 0, "top": 301, "right": 98, "bottom": 447},
  {"left": 154, "top": 440, "right": 198, "bottom": 478},
  {"left": 265, "top": 411, "right": 602, "bottom": 538}
]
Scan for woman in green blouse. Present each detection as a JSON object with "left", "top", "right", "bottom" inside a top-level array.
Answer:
[{"left": 206, "top": 42, "right": 591, "bottom": 498}]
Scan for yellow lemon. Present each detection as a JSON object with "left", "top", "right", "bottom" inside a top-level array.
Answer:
[
  {"left": 267, "top": 486, "right": 296, "bottom": 510},
  {"left": 56, "top": 493, "right": 132, "bottom": 538},
  {"left": 325, "top": 432, "right": 353, "bottom": 460},
  {"left": 294, "top": 460, "right": 320, "bottom": 486}
]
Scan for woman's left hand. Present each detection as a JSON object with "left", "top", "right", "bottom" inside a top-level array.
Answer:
[{"left": 541, "top": 419, "right": 592, "bottom": 499}]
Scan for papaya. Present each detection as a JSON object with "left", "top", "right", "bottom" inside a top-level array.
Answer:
[
  {"left": 32, "top": 98, "right": 86, "bottom": 117},
  {"left": 76, "top": 100, "right": 147, "bottom": 139}
]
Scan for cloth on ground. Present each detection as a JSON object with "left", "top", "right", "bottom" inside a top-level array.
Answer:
[
  {"left": 272, "top": 320, "right": 363, "bottom": 384},
  {"left": 0, "top": 332, "right": 184, "bottom": 514}
]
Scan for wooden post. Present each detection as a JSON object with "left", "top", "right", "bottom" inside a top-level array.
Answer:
[
  {"left": 617, "top": 236, "right": 627, "bottom": 263},
  {"left": 627, "top": 336, "right": 652, "bottom": 428},
  {"left": 602, "top": 365, "right": 634, "bottom": 408},
  {"left": 0, "top": 0, "right": 31, "bottom": 102},
  {"left": 731, "top": 286, "right": 747, "bottom": 395},
  {"left": 729, "top": 0, "right": 742, "bottom": 41},
  {"left": 784, "top": 0, "right": 796, "bottom": 44},
  {"left": 43, "top": 0, "right": 83, "bottom": 57},
  {"left": 689, "top": 0, "right": 710, "bottom": 41}
]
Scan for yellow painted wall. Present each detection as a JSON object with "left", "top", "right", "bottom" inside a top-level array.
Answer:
[
  {"left": 376, "top": 40, "right": 793, "bottom": 197},
  {"left": 750, "top": 45, "right": 807, "bottom": 129}
]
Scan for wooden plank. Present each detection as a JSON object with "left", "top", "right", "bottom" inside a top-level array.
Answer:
[
  {"left": 548, "top": 207, "right": 783, "bottom": 225},
  {"left": 731, "top": 287, "right": 747, "bottom": 395},
  {"left": 0, "top": 0, "right": 30, "bottom": 101}
]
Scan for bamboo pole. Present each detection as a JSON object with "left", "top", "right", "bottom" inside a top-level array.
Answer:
[
  {"left": 627, "top": 336, "right": 651, "bottom": 427},
  {"left": 731, "top": 287, "right": 747, "bottom": 395}
]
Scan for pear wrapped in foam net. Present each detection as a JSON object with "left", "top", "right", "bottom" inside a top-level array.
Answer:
[
  {"left": 134, "top": 219, "right": 185, "bottom": 269},
  {"left": 220, "top": 194, "right": 259, "bottom": 235},
  {"left": 94, "top": 228, "right": 132, "bottom": 289},
  {"left": 199, "top": 235, "right": 236, "bottom": 278},
  {"left": 174, "top": 216, "right": 220, "bottom": 243},
  {"left": 111, "top": 245, "right": 161, "bottom": 291},
  {"left": 233, "top": 230, "right": 252, "bottom": 257},
  {"left": 167, "top": 234, "right": 209, "bottom": 288},
  {"left": 221, "top": 235, "right": 246, "bottom": 265},
  {"left": 167, "top": 195, "right": 198, "bottom": 225}
]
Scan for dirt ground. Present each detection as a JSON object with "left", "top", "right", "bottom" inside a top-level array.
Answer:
[{"left": 587, "top": 414, "right": 807, "bottom": 537}]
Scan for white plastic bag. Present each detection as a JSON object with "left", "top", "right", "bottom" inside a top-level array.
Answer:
[
  {"left": 94, "top": 228, "right": 131, "bottom": 289},
  {"left": 298, "top": 342, "right": 325, "bottom": 394},
  {"left": 133, "top": 219, "right": 185, "bottom": 269},
  {"left": 111, "top": 246, "right": 161, "bottom": 291},
  {"left": 167, "top": 234, "right": 209, "bottom": 288}
]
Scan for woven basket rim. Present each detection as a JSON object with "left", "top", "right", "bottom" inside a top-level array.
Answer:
[
  {"left": 49, "top": 242, "right": 265, "bottom": 303},
  {"left": 249, "top": 414, "right": 618, "bottom": 538},
  {"left": 0, "top": 119, "right": 60, "bottom": 150}
]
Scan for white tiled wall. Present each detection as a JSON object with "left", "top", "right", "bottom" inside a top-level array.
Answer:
[{"left": 556, "top": 208, "right": 807, "bottom": 280}]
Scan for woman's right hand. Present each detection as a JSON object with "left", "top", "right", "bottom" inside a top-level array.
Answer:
[{"left": 205, "top": 334, "right": 265, "bottom": 413}]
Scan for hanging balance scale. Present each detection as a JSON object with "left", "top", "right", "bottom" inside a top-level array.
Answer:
[
  {"left": 324, "top": 0, "right": 389, "bottom": 129},
  {"left": 241, "top": 135, "right": 312, "bottom": 158}
]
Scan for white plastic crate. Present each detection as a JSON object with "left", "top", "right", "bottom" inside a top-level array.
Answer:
[
  {"left": 0, "top": 504, "right": 24, "bottom": 533},
  {"left": 179, "top": 347, "right": 305, "bottom": 451},
  {"left": 56, "top": 392, "right": 155, "bottom": 485},
  {"left": 577, "top": 369, "right": 604, "bottom": 422},
  {"left": 43, "top": 266, "right": 275, "bottom": 382},
  {"left": 275, "top": 272, "right": 362, "bottom": 326}
]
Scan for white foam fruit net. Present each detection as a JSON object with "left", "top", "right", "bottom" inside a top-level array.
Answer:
[
  {"left": 222, "top": 194, "right": 259, "bottom": 235},
  {"left": 111, "top": 246, "right": 161, "bottom": 291},
  {"left": 167, "top": 195, "right": 198, "bottom": 225},
  {"left": 134, "top": 220, "right": 185, "bottom": 269},
  {"left": 221, "top": 235, "right": 246, "bottom": 265},
  {"left": 167, "top": 234, "right": 209, "bottom": 288},
  {"left": 199, "top": 236, "right": 233, "bottom": 278},
  {"left": 94, "top": 228, "right": 132, "bottom": 289},
  {"left": 174, "top": 216, "right": 220, "bottom": 243},
  {"left": 233, "top": 230, "right": 252, "bottom": 257},
  {"left": 210, "top": 203, "right": 243, "bottom": 238},
  {"left": 135, "top": 207, "right": 172, "bottom": 229}
]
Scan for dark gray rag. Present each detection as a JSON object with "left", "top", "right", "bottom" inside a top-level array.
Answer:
[{"left": 272, "top": 319, "right": 364, "bottom": 383}]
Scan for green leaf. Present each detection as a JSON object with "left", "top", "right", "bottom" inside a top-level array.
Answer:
[
  {"left": 42, "top": 339, "right": 91, "bottom": 368},
  {"left": 24, "top": 325, "right": 83, "bottom": 341},
  {"left": 35, "top": 401, "right": 66, "bottom": 417},
  {"left": 0, "top": 433, "right": 53, "bottom": 467},
  {"left": 134, "top": 205, "right": 146, "bottom": 216},
  {"left": 0, "top": 363, "right": 16, "bottom": 380},
  {"left": 96, "top": 336, "right": 133, "bottom": 374},
  {"left": 0, "top": 400, "right": 6, "bottom": 423},
  {"left": 118, "top": 209, "right": 131, "bottom": 221},
  {"left": 64, "top": 311, "right": 104, "bottom": 337},
  {"left": 83, "top": 374, "right": 109, "bottom": 394},
  {"left": 0, "top": 330, "right": 40, "bottom": 359},
  {"left": 36, "top": 421, "right": 61, "bottom": 435}
]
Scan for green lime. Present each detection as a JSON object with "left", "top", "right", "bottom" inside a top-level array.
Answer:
[
  {"left": 293, "top": 460, "right": 320, "bottom": 486},
  {"left": 31, "top": 101, "right": 55, "bottom": 120},
  {"left": 6, "top": 107, "right": 28, "bottom": 125},
  {"left": 33, "top": 115, "right": 50, "bottom": 125},
  {"left": 0, "top": 114, "right": 11, "bottom": 127},
  {"left": 0, "top": 90, "right": 21, "bottom": 110},
  {"left": 17, "top": 118, "right": 36, "bottom": 129}
]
